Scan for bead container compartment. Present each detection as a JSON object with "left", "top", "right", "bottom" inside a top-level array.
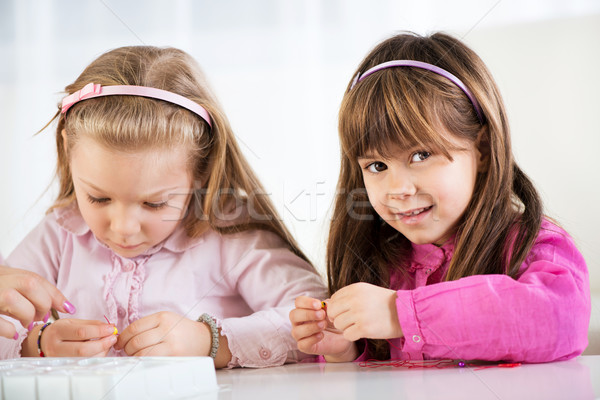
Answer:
[{"left": 0, "top": 357, "right": 217, "bottom": 400}]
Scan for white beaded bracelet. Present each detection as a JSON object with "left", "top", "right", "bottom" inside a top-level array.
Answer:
[{"left": 197, "top": 313, "right": 219, "bottom": 359}]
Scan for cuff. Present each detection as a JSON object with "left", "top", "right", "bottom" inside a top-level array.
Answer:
[
  {"left": 218, "top": 310, "right": 293, "bottom": 368},
  {"left": 395, "top": 290, "right": 425, "bottom": 360},
  {"left": 0, "top": 316, "right": 28, "bottom": 359}
]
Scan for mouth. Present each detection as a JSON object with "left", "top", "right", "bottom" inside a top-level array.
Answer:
[
  {"left": 114, "top": 242, "right": 142, "bottom": 250},
  {"left": 396, "top": 205, "right": 434, "bottom": 217}
]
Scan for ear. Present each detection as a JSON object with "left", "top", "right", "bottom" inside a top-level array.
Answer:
[{"left": 474, "top": 127, "right": 490, "bottom": 172}]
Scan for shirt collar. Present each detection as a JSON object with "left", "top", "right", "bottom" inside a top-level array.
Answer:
[
  {"left": 410, "top": 236, "right": 455, "bottom": 268},
  {"left": 53, "top": 202, "right": 204, "bottom": 255}
]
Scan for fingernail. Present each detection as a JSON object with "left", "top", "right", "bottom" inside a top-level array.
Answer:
[
  {"left": 27, "top": 322, "right": 35, "bottom": 332},
  {"left": 43, "top": 312, "right": 50, "bottom": 323},
  {"left": 63, "top": 301, "right": 76, "bottom": 314},
  {"left": 13, "top": 332, "right": 19, "bottom": 340},
  {"left": 316, "top": 310, "right": 325, "bottom": 319}
]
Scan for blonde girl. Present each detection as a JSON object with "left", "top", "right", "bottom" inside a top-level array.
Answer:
[
  {"left": 290, "top": 32, "right": 589, "bottom": 363},
  {"left": 1, "top": 46, "right": 326, "bottom": 367}
]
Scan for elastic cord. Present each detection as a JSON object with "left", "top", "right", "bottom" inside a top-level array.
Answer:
[{"left": 350, "top": 60, "right": 484, "bottom": 124}]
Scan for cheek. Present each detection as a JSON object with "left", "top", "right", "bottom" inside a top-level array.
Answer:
[{"left": 145, "top": 212, "right": 181, "bottom": 238}]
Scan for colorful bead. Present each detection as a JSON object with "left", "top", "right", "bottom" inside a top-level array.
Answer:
[{"left": 37, "top": 322, "right": 52, "bottom": 357}]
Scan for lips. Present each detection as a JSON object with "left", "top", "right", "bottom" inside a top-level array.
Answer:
[{"left": 397, "top": 205, "right": 433, "bottom": 217}]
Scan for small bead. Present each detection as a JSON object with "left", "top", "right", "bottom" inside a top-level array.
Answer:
[{"left": 458, "top": 361, "right": 466, "bottom": 368}]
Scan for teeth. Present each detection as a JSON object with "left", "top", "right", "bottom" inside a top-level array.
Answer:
[{"left": 401, "top": 207, "right": 428, "bottom": 216}]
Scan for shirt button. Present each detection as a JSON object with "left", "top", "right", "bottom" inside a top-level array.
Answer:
[
  {"left": 122, "top": 262, "right": 135, "bottom": 272},
  {"left": 412, "top": 335, "right": 421, "bottom": 343},
  {"left": 426, "top": 269, "right": 431, "bottom": 275},
  {"left": 117, "top": 307, "right": 126, "bottom": 318},
  {"left": 259, "top": 347, "right": 271, "bottom": 360}
]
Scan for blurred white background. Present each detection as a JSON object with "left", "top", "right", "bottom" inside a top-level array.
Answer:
[{"left": 1, "top": 0, "right": 599, "bottom": 344}]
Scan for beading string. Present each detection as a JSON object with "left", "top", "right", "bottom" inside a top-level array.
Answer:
[{"left": 357, "top": 339, "right": 521, "bottom": 370}]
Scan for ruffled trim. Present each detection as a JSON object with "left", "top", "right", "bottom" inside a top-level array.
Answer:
[
  {"left": 103, "top": 254, "right": 121, "bottom": 328},
  {"left": 127, "top": 257, "right": 148, "bottom": 324}
]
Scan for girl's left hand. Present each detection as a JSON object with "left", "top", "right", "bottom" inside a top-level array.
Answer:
[
  {"left": 327, "top": 282, "right": 403, "bottom": 342},
  {"left": 114, "top": 311, "right": 211, "bottom": 356}
]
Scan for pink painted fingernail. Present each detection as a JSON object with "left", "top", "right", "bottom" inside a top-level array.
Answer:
[
  {"left": 63, "top": 301, "right": 76, "bottom": 314},
  {"left": 13, "top": 332, "right": 19, "bottom": 340},
  {"left": 27, "top": 321, "right": 35, "bottom": 332},
  {"left": 43, "top": 312, "right": 50, "bottom": 323}
]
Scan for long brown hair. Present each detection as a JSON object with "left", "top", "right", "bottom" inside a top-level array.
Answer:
[
  {"left": 328, "top": 32, "right": 542, "bottom": 359},
  {"left": 47, "top": 46, "right": 309, "bottom": 262}
]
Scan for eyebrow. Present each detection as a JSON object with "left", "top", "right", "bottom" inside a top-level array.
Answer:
[{"left": 78, "top": 178, "right": 183, "bottom": 198}]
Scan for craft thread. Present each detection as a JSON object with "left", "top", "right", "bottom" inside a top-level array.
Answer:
[{"left": 358, "top": 339, "right": 521, "bottom": 370}]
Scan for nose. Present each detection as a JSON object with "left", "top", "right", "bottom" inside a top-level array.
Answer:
[
  {"left": 110, "top": 205, "right": 141, "bottom": 238},
  {"left": 386, "top": 168, "right": 417, "bottom": 200}
]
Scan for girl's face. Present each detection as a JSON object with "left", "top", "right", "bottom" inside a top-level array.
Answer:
[
  {"left": 69, "top": 135, "right": 194, "bottom": 258},
  {"left": 358, "top": 132, "right": 482, "bottom": 245}
]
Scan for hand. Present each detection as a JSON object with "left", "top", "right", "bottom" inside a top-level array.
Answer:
[
  {"left": 22, "top": 319, "right": 117, "bottom": 357},
  {"left": 290, "top": 296, "right": 357, "bottom": 362},
  {"left": 0, "top": 266, "right": 76, "bottom": 339},
  {"left": 327, "top": 282, "right": 403, "bottom": 342},
  {"left": 114, "top": 311, "right": 211, "bottom": 356}
]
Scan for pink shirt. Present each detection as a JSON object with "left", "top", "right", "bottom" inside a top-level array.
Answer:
[
  {"left": 0, "top": 204, "right": 327, "bottom": 367},
  {"left": 361, "top": 219, "right": 590, "bottom": 362}
]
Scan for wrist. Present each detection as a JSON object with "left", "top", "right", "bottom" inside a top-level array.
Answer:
[
  {"left": 324, "top": 342, "right": 358, "bottom": 363},
  {"left": 20, "top": 324, "right": 42, "bottom": 357}
]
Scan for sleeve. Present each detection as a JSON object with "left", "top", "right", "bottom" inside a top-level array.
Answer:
[
  {"left": 394, "top": 226, "right": 590, "bottom": 363},
  {"left": 0, "top": 215, "right": 64, "bottom": 360},
  {"left": 217, "top": 230, "right": 328, "bottom": 368}
]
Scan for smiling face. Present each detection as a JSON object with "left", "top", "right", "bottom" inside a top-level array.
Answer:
[
  {"left": 358, "top": 132, "right": 481, "bottom": 245},
  {"left": 69, "top": 136, "right": 193, "bottom": 258}
]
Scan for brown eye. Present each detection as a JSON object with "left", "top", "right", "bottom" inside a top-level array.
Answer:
[
  {"left": 366, "top": 162, "right": 388, "bottom": 173},
  {"left": 410, "top": 151, "right": 431, "bottom": 163}
]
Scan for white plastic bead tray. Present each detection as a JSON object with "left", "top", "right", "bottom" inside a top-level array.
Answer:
[{"left": 0, "top": 356, "right": 217, "bottom": 400}]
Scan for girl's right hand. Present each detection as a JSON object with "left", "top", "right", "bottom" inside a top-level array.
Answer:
[
  {"left": 22, "top": 319, "right": 117, "bottom": 357},
  {"left": 290, "top": 296, "right": 357, "bottom": 362}
]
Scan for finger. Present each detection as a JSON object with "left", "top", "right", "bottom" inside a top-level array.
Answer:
[
  {"left": 332, "top": 311, "right": 355, "bottom": 332},
  {"left": 13, "top": 273, "right": 58, "bottom": 321},
  {"left": 122, "top": 328, "right": 164, "bottom": 356},
  {"left": 289, "top": 308, "right": 326, "bottom": 326},
  {"left": 324, "top": 297, "right": 351, "bottom": 321},
  {"left": 115, "top": 317, "right": 159, "bottom": 351},
  {"left": 53, "top": 334, "right": 117, "bottom": 357},
  {"left": 58, "top": 320, "right": 116, "bottom": 341},
  {"left": 0, "top": 289, "right": 37, "bottom": 330},
  {"left": 0, "top": 318, "right": 19, "bottom": 340},
  {"left": 294, "top": 296, "right": 322, "bottom": 310},
  {"left": 296, "top": 332, "right": 324, "bottom": 353},
  {"left": 131, "top": 342, "right": 170, "bottom": 357},
  {"left": 291, "top": 321, "right": 325, "bottom": 341}
]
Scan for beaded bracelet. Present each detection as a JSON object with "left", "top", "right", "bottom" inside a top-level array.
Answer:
[
  {"left": 37, "top": 322, "right": 52, "bottom": 357},
  {"left": 197, "top": 313, "right": 219, "bottom": 359}
]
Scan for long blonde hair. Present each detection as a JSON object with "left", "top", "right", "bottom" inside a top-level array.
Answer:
[
  {"left": 47, "top": 46, "right": 308, "bottom": 262},
  {"left": 328, "top": 32, "right": 542, "bottom": 358}
]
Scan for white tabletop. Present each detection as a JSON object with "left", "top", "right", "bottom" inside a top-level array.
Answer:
[{"left": 216, "top": 356, "right": 600, "bottom": 400}]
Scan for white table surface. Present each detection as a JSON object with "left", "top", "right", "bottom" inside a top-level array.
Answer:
[{"left": 215, "top": 355, "right": 600, "bottom": 400}]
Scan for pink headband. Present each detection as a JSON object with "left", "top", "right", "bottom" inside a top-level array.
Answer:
[
  {"left": 350, "top": 60, "right": 484, "bottom": 124},
  {"left": 61, "top": 83, "right": 212, "bottom": 127}
]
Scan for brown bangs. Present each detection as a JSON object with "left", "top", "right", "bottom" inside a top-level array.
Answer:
[{"left": 339, "top": 69, "right": 470, "bottom": 163}]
